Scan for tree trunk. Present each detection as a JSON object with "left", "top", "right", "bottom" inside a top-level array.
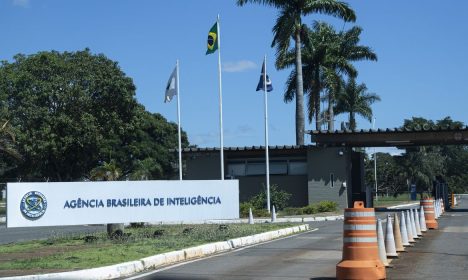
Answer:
[
  {"left": 328, "top": 95, "right": 334, "bottom": 132},
  {"left": 107, "top": 223, "right": 124, "bottom": 238},
  {"left": 314, "top": 69, "right": 321, "bottom": 131},
  {"left": 294, "top": 31, "right": 305, "bottom": 146},
  {"left": 350, "top": 112, "right": 356, "bottom": 130}
]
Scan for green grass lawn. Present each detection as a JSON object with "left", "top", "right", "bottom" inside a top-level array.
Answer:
[
  {"left": 0, "top": 223, "right": 297, "bottom": 272},
  {"left": 373, "top": 193, "right": 421, "bottom": 207}
]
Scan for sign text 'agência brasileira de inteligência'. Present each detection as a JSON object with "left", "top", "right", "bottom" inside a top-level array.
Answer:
[{"left": 63, "top": 196, "right": 222, "bottom": 209}]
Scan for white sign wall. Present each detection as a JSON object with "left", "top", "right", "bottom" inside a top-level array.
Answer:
[{"left": 7, "top": 180, "right": 239, "bottom": 228}]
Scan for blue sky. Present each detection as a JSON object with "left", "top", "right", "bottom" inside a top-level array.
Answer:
[{"left": 1, "top": 0, "right": 467, "bottom": 152}]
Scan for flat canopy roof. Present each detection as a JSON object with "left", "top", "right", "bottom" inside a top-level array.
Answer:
[{"left": 309, "top": 127, "right": 468, "bottom": 147}]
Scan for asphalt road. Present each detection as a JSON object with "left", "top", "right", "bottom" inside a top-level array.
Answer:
[
  {"left": 387, "top": 197, "right": 468, "bottom": 280},
  {"left": 0, "top": 224, "right": 105, "bottom": 244},
  {"left": 127, "top": 221, "right": 342, "bottom": 280}
]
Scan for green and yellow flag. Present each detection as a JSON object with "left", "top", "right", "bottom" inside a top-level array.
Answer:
[{"left": 206, "top": 22, "right": 218, "bottom": 55}]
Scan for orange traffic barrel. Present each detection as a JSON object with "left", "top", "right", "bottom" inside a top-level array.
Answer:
[
  {"left": 336, "top": 201, "right": 386, "bottom": 280},
  {"left": 421, "top": 198, "right": 438, "bottom": 229}
]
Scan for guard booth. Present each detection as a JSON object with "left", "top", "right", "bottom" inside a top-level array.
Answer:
[
  {"left": 309, "top": 126, "right": 468, "bottom": 208},
  {"left": 433, "top": 179, "right": 449, "bottom": 210}
]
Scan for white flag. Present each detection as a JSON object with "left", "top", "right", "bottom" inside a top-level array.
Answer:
[{"left": 164, "top": 67, "right": 177, "bottom": 103}]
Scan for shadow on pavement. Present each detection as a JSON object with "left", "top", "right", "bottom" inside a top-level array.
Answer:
[{"left": 449, "top": 208, "right": 468, "bottom": 212}]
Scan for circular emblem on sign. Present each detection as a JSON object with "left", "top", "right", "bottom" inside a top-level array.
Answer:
[{"left": 20, "top": 191, "right": 47, "bottom": 220}]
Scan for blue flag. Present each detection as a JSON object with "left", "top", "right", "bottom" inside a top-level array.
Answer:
[{"left": 256, "top": 60, "right": 273, "bottom": 92}]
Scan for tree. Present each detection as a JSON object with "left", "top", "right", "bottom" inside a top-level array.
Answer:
[
  {"left": 123, "top": 110, "right": 189, "bottom": 180},
  {"left": 237, "top": 0, "right": 356, "bottom": 144},
  {"left": 279, "top": 22, "right": 377, "bottom": 131},
  {"left": 365, "top": 152, "right": 407, "bottom": 197},
  {"left": 334, "top": 77, "right": 380, "bottom": 130},
  {"left": 0, "top": 49, "right": 139, "bottom": 181},
  {"left": 0, "top": 49, "right": 188, "bottom": 181},
  {"left": 0, "top": 120, "right": 21, "bottom": 161},
  {"left": 0, "top": 120, "right": 22, "bottom": 183}
]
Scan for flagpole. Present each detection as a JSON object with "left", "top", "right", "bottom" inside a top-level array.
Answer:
[
  {"left": 217, "top": 14, "right": 225, "bottom": 180},
  {"left": 264, "top": 55, "right": 271, "bottom": 213},
  {"left": 176, "top": 60, "right": 182, "bottom": 180}
]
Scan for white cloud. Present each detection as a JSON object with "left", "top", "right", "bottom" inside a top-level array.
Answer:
[
  {"left": 13, "top": 0, "right": 30, "bottom": 8},
  {"left": 223, "top": 60, "right": 256, "bottom": 73}
]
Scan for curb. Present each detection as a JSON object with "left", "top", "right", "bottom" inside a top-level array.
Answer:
[
  {"left": 147, "top": 215, "right": 344, "bottom": 225},
  {"left": 2, "top": 224, "right": 310, "bottom": 280}
]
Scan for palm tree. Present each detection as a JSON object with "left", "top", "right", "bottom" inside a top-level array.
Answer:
[
  {"left": 237, "top": 0, "right": 355, "bottom": 145},
  {"left": 280, "top": 22, "right": 377, "bottom": 131},
  {"left": 129, "top": 158, "right": 163, "bottom": 180},
  {"left": 334, "top": 77, "right": 380, "bottom": 130},
  {"left": 324, "top": 25, "right": 377, "bottom": 131},
  {"left": 89, "top": 160, "right": 124, "bottom": 237}
]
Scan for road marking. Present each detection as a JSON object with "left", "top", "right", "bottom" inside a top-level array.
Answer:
[{"left": 441, "top": 226, "right": 468, "bottom": 233}]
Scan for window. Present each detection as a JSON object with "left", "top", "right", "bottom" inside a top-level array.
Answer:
[
  {"left": 229, "top": 159, "right": 307, "bottom": 176},
  {"left": 246, "top": 162, "right": 265, "bottom": 175},
  {"left": 227, "top": 163, "right": 246, "bottom": 177},
  {"left": 330, "top": 173, "right": 335, "bottom": 188},
  {"left": 289, "top": 161, "right": 307, "bottom": 175},
  {"left": 270, "top": 161, "right": 288, "bottom": 175}
]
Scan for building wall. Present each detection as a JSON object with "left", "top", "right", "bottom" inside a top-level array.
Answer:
[
  {"left": 238, "top": 175, "right": 308, "bottom": 207},
  {"left": 184, "top": 146, "right": 353, "bottom": 209},
  {"left": 185, "top": 153, "right": 220, "bottom": 180},
  {"left": 307, "top": 147, "right": 349, "bottom": 209}
]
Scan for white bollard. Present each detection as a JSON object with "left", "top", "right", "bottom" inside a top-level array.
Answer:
[
  {"left": 393, "top": 213, "right": 406, "bottom": 252},
  {"left": 400, "top": 211, "right": 410, "bottom": 246},
  {"left": 248, "top": 208, "right": 254, "bottom": 225},
  {"left": 377, "top": 219, "right": 389, "bottom": 266},
  {"left": 406, "top": 210, "right": 416, "bottom": 243},
  {"left": 271, "top": 205, "right": 277, "bottom": 223},
  {"left": 419, "top": 206, "right": 427, "bottom": 232},
  {"left": 385, "top": 215, "right": 398, "bottom": 257},
  {"left": 413, "top": 208, "right": 422, "bottom": 236},
  {"left": 409, "top": 210, "right": 419, "bottom": 239}
]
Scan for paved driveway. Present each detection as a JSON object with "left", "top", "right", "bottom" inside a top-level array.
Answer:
[{"left": 127, "top": 221, "right": 342, "bottom": 280}]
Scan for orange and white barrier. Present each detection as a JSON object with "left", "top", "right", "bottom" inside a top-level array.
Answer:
[
  {"left": 336, "top": 201, "right": 385, "bottom": 280},
  {"left": 421, "top": 198, "right": 438, "bottom": 229}
]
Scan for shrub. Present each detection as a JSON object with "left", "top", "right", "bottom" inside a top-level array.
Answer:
[
  {"left": 316, "top": 201, "right": 338, "bottom": 212},
  {"left": 239, "top": 202, "right": 270, "bottom": 218},
  {"left": 252, "top": 208, "right": 270, "bottom": 217},
  {"left": 282, "top": 207, "right": 304, "bottom": 216},
  {"left": 302, "top": 204, "right": 318, "bottom": 214},
  {"left": 249, "top": 184, "right": 291, "bottom": 211},
  {"left": 239, "top": 202, "right": 254, "bottom": 218}
]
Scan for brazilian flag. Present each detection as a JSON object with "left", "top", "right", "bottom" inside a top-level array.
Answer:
[{"left": 206, "top": 22, "right": 218, "bottom": 55}]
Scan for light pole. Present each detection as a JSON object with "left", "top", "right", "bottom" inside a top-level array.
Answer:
[{"left": 373, "top": 117, "right": 378, "bottom": 201}]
